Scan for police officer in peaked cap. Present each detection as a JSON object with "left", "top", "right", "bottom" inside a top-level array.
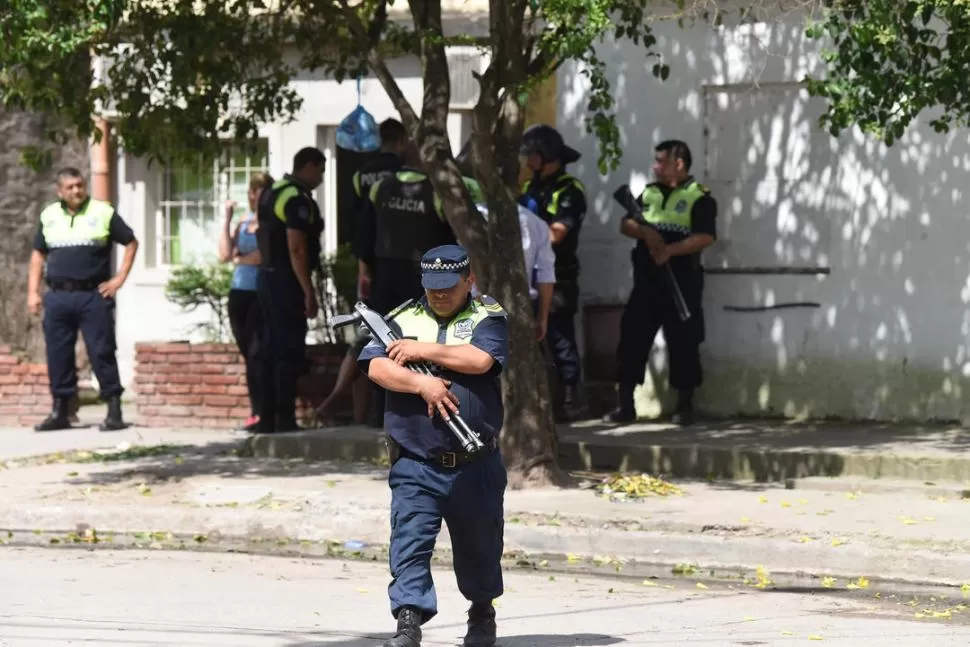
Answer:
[
  {"left": 28, "top": 167, "right": 139, "bottom": 432},
  {"left": 357, "top": 244, "right": 509, "bottom": 647},
  {"left": 518, "top": 124, "right": 588, "bottom": 421}
]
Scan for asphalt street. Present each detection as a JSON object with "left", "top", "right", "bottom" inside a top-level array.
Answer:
[{"left": 1, "top": 547, "right": 967, "bottom": 646}]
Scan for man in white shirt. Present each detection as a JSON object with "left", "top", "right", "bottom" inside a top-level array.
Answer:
[{"left": 474, "top": 202, "right": 556, "bottom": 340}]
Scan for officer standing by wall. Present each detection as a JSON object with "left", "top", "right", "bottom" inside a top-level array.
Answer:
[
  {"left": 519, "top": 124, "right": 587, "bottom": 420},
  {"left": 603, "top": 140, "right": 717, "bottom": 425},
  {"left": 357, "top": 244, "right": 508, "bottom": 647},
  {"left": 27, "top": 167, "right": 139, "bottom": 432},
  {"left": 255, "top": 147, "right": 326, "bottom": 433}
]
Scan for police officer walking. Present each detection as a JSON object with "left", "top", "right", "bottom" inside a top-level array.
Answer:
[
  {"left": 357, "top": 244, "right": 508, "bottom": 647},
  {"left": 519, "top": 124, "right": 587, "bottom": 421},
  {"left": 254, "top": 147, "right": 326, "bottom": 434},
  {"left": 603, "top": 140, "right": 717, "bottom": 425},
  {"left": 27, "top": 167, "right": 139, "bottom": 432}
]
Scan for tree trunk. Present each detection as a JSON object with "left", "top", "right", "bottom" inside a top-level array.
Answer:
[{"left": 0, "top": 107, "right": 88, "bottom": 360}]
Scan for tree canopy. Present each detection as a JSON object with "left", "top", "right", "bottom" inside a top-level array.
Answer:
[
  {"left": 805, "top": 0, "right": 970, "bottom": 146},
  {"left": 0, "top": 0, "right": 669, "bottom": 172}
]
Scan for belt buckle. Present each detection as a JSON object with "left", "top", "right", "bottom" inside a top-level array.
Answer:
[{"left": 441, "top": 452, "right": 457, "bottom": 468}]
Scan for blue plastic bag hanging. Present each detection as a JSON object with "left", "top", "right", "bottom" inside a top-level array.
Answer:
[{"left": 336, "top": 76, "right": 381, "bottom": 153}]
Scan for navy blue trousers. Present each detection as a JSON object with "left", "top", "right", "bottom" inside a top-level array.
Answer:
[
  {"left": 387, "top": 452, "right": 507, "bottom": 622},
  {"left": 42, "top": 290, "right": 123, "bottom": 399}
]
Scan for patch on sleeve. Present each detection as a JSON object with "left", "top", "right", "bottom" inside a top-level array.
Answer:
[{"left": 478, "top": 294, "right": 507, "bottom": 318}]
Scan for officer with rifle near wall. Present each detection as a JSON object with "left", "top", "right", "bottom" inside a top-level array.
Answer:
[
  {"left": 518, "top": 124, "right": 588, "bottom": 421},
  {"left": 603, "top": 140, "right": 717, "bottom": 425},
  {"left": 254, "top": 146, "right": 326, "bottom": 434}
]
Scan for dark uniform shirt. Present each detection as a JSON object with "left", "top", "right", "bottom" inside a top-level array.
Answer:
[
  {"left": 356, "top": 295, "right": 509, "bottom": 459},
  {"left": 627, "top": 176, "right": 717, "bottom": 281},
  {"left": 256, "top": 174, "right": 322, "bottom": 281},
  {"left": 33, "top": 198, "right": 135, "bottom": 284},
  {"left": 353, "top": 169, "right": 484, "bottom": 265},
  {"left": 348, "top": 152, "right": 402, "bottom": 248}
]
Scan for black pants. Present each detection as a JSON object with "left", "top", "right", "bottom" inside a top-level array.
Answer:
[
  {"left": 614, "top": 272, "right": 705, "bottom": 391},
  {"left": 228, "top": 289, "right": 264, "bottom": 418},
  {"left": 545, "top": 312, "right": 581, "bottom": 387},
  {"left": 256, "top": 270, "right": 307, "bottom": 431},
  {"left": 43, "top": 289, "right": 123, "bottom": 399}
]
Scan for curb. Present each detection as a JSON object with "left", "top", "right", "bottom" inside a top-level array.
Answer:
[
  {"left": 242, "top": 430, "right": 970, "bottom": 484},
  {"left": 3, "top": 501, "right": 970, "bottom": 589}
]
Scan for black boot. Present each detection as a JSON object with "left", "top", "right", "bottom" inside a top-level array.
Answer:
[
  {"left": 561, "top": 383, "right": 585, "bottom": 421},
  {"left": 463, "top": 602, "right": 497, "bottom": 647},
  {"left": 34, "top": 397, "right": 71, "bottom": 432},
  {"left": 100, "top": 395, "right": 126, "bottom": 431},
  {"left": 382, "top": 606, "right": 422, "bottom": 647},
  {"left": 671, "top": 389, "right": 694, "bottom": 426},
  {"left": 602, "top": 383, "right": 636, "bottom": 424}
]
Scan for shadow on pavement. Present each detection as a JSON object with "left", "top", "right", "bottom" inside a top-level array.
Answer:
[
  {"left": 286, "top": 633, "right": 622, "bottom": 647},
  {"left": 67, "top": 437, "right": 389, "bottom": 488}
]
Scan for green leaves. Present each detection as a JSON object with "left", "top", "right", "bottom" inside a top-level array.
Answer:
[{"left": 805, "top": 0, "right": 970, "bottom": 146}]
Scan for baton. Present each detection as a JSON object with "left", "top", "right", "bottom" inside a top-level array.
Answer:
[
  {"left": 612, "top": 184, "right": 691, "bottom": 322},
  {"left": 332, "top": 302, "right": 485, "bottom": 453}
]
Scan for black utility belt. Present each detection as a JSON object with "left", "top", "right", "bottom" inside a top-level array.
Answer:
[
  {"left": 47, "top": 279, "right": 101, "bottom": 292},
  {"left": 389, "top": 435, "right": 498, "bottom": 469}
]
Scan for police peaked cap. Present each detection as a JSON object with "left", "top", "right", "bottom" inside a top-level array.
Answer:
[{"left": 520, "top": 124, "right": 582, "bottom": 165}]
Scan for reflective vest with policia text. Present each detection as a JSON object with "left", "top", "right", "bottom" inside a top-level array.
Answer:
[
  {"left": 521, "top": 173, "right": 585, "bottom": 278},
  {"left": 39, "top": 199, "right": 114, "bottom": 249},
  {"left": 258, "top": 177, "right": 322, "bottom": 271},
  {"left": 368, "top": 170, "right": 485, "bottom": 262},
  {"left": 388, "top": 294, "right": 506, "bottom": 347},
  {"left": 638, "top": 179, "right": 709, "bottom": 236}
]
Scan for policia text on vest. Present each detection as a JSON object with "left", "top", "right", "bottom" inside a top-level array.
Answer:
[
  {"left": 255, "top": 153, "right": 325, "bottom": 434},
  {"left": 28, "top": 170, "right": 140, "bottom": 433},
  {"left": 352, "top": 169, "right": 485, "bottom": 316}
]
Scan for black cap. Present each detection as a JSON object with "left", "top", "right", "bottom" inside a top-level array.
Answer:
[{"left": 520, "top": 124, "right": 581, "bottom": 164}]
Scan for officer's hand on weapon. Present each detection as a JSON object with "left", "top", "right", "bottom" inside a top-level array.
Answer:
[
  {"left": 98, "top": 277, "right": 124, "bottom": 299},
  {"left": 417, "top": 375, "right": 460, "bottom": 420},
  {"left": 651, "top": 244, "right": 671, "bottom": 266},
  {"left": 27, "top": 292, "right": 42, "bottom": 316},
  {"left": 387, "top": 339, "right": 428, "bottom": 365},
  {"left": 304, "top": 291, "right": 319, "bottom": 319}
]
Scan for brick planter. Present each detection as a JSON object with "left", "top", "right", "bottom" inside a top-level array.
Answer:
[
  {"left": 0, "top": 345, "right": 52, "bottom": 425},
  {"left": 134, "top": 341, "right": 351, "bottom": 428}
]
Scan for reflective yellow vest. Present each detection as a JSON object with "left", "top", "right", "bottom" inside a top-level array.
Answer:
[
  {"left": 639, "top": 180, "right": 709, "bottom": 235},
  {"left": 390, "top": 295, "right": 506, "bottom": 346},
  {"left": 39, "top": 199, "right": 114, "bottom": 249}
]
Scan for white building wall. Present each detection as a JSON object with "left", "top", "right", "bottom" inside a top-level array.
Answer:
[{"left": 558, "top": 11, "right": 970, "bottom": 422}]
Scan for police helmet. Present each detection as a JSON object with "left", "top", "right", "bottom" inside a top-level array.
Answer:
[{"left": 520, "top": 124, "right": 581, "bottom": 165}]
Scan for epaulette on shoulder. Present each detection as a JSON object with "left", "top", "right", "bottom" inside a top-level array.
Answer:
[
  {"left": 478, "top": 295, "right": 507, "bottom": 318},
  {"left": 387, "top": 298, "right": 416, "bottom": 320}
]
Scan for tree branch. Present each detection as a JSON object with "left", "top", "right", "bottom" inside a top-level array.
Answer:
[{"left": 335, "top": 0, "right": 420, "bottom": 132}]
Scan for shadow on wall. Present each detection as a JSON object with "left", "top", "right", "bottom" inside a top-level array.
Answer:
[{"left": 557, "top": 5, "right": 970, "bottom": 423}]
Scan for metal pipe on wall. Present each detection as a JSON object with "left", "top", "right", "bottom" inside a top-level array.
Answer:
[{"left": 90, "top": 118, "right": 112, "bottom": 201}]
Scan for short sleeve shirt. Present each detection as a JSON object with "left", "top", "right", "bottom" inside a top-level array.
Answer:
[
  {"left": 33, "top": 199, "right": 136, "bottom": 283},
  {"left": 357, "top": 296, "right": 509, "bottom": 458}
]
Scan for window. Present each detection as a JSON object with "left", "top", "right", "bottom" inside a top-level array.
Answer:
[{"left": 158, "top": 140, "right": 270, "bottom": 265}]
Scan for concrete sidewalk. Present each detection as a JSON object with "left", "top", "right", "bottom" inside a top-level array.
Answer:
[
  {"left": 243, "top": 417, "right": 970, "bottom": 483},
  {"left": 1, "top": 425, "right": 970, "bottom": 590}
]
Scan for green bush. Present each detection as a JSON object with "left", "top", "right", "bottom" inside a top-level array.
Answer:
[{"left": 164, "top": 263, "right": 233, "bottom": 342}]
